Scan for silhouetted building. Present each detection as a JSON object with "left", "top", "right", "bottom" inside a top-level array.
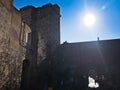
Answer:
[{"left": 51, "top": 39, "right": 120, "bottom": 90}]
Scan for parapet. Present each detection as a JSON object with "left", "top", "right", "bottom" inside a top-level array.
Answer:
[{"left": 20, "top": 3, "right": 60, "bottom": 15}]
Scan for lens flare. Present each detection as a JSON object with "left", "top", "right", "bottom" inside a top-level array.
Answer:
[{"left": 83, "top": 13, "right": 96, "bottom": 27}]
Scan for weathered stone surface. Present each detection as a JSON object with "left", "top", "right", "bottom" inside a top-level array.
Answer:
[
  {"left": 0, "top": 1, "right": 31, "bottom": 89},
  {"left": 20, "top": 4, "right": 60, "bottom": 66},
  {"left": 1, "top": 1, "right": 60, "bottom": 90},
  {"left": 20, "top": 4, "right": 61, "bottom": 90}
]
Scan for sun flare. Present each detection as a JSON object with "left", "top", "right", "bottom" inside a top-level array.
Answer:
[{"left": 83, "top": 13, "right": 96, "bottom": 27}]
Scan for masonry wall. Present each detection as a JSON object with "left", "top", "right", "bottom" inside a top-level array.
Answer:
[
  {"left": 0, "top": 1, "right": 31, "bottom": 89},
  {"left": 36, "top": 4, "right": 60, "bottom": 59},
  {"left": 20, "top": 4, "right": 60, "bottom": 66},
  {"left": 20, "top": 4, "right": 60, "bottom": 90},
  {"left": 52, "top": 40, "right": 120, "bottom": 89}
]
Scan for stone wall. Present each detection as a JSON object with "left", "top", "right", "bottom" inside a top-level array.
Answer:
[
  {"left": 20, "top": 4, "right": 61, "bottom": 90},
  {"left": 0, "top": 2, "right": 60, "bottom": 89},
  {"left": 0, "top": 1, "right": 31, "bottom": 89},
  {"left": 20, "top": 4, "right": 60, "bottom": 66},
  {"left": 36, "top": 4, "right": 60, "bottom": 60},
  {"left": 52, "top": 40, "right": 120, "bottom": 89}
]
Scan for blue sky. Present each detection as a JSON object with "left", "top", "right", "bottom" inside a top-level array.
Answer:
[{"left": 14, "top": 0, "right": 120, "bottom": 43}]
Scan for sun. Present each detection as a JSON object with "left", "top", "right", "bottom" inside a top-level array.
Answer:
[{"left": 83, "top": 13, "right": 96, "bottom": 27}]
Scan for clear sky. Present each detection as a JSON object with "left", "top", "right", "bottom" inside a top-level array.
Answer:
[{"left": 14, "top": 0, "right": 120, "bottom": 43}]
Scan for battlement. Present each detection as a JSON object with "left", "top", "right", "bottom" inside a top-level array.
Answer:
[
  {"left": 20, "top": 3, "right": 60, "bottom": 16},
  {"left": 21, "top": 3, "right": 59, "bottom": 10}
]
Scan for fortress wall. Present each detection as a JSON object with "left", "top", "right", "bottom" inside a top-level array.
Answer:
[{"left": 0, "top": 1, "right": 31, "bottom": 89}]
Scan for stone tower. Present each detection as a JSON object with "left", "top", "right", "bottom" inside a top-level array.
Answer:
[
  {"left": 20, "top": 3, "right": 60, "bottom": 65},
  {"left": 20, "top": 4, "right": 60, "bottom": 90}
]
